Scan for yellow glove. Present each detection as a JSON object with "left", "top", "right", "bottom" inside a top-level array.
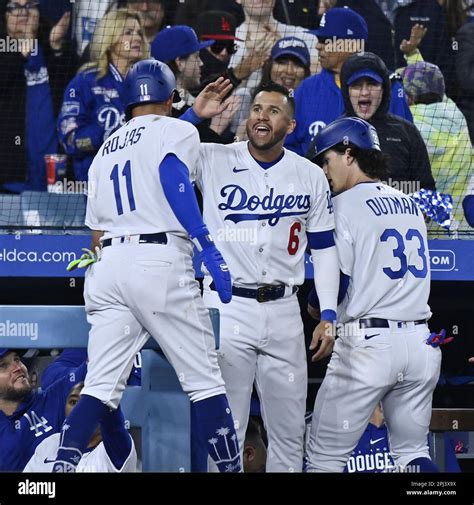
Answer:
[{"left": 67, "top": 247, "right": 101, "bottom": 271}]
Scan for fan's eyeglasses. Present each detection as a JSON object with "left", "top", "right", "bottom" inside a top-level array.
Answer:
[
  {"left": 6, "top": 1, "right": 40, "bottom": 13},
  {"left": 210, "top": 40, "right": 238, "bottom": 55}
]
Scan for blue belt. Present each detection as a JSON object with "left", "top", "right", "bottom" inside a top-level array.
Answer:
[
  {"left": 210, "top": 282, "right": 297, "bottom": 303},
  {"left": 359, "top": 318, "right": 427, "bottom": 329},
  {"left": 102, "top": 233, "right": 168, "bottom": 247}
]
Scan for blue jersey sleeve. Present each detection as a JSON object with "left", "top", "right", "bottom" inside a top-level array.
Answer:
[
  {"left": 159, "top": 153, "right": 207, "bottom": 237},
  {"left": 57, "top": 72, "right": 105, "bottom": 157},
  {"left": 100, "top": 406, "right": 133, "bottom": 470},
  {"left": 41, "top": 349, "right": 88, "bottom": 390},
  {"left": 389, "top": 79, "right": 413, "bottom": 122}
]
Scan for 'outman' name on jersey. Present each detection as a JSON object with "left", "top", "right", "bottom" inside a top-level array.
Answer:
[{"left": 366, "top": 194, "right": 419, "bottom": 217}]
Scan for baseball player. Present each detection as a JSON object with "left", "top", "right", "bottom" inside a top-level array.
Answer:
[
  {"left": 344, "top": 405, "right": 394, "bottom": 473},
  {"left": 306, "top": 117, "right": 441, "bottom": 472},
  {"left": 24, "top": 383, "right": 137, "bottom": 472},
  {"left": 52, "top": 58, "right": 241, "bottom": 473},
  {"left": 0, "top": 348, "right": 86, "bottom": 471},
  {"left": 195, "top": 82, "right": 340, "bottom": 472}
]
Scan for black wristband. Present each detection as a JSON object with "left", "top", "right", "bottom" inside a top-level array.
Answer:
[{"left": 226, "top": 67, "right": 242, "bottom": 88}]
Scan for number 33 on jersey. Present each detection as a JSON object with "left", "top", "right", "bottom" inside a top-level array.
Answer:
[{"left": 195, "top": 142, "right": 334, "bottom": 287}]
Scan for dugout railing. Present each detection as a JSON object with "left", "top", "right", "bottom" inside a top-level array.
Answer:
[{"left": 0, "top": 304, "right": 212, "bottom": 472}]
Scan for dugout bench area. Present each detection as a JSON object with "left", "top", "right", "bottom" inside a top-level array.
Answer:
[
  {"left": 0, "top": 305, "right": 196, "bottom": 472},
  {"left": 1, "top": 304, "right": 473, "bottom": 472}
]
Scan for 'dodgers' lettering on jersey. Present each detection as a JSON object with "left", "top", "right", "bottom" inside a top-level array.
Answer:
[
  {"left": 346, "top": 452, "right": 393, "bottom": 473},
  {"left": 101, "top": 126, "right": 146, "bottom": 156},
  {"left": 218, "top": 185, "right": 311, "bottom": 226}
]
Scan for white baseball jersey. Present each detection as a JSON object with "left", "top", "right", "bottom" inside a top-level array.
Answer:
[
  {"left": 86, "top": 115, "right": 200, "bottom": 240},
  {"left": 195, "top": 142, "right": 335, "bottom": 287},
  {"left": 334, "top": 182, "right": 431, "bottom": 323},
  {"left": 23, "top": 433, "right": 137, "bottom": 472}
]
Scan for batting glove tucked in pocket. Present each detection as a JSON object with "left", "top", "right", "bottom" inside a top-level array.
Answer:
[
  {"left": 67, "top": 247, "right": 102, "bottom": 271},
  {"left": 426, "top": 329, "right": 454, "bottom": 348}
]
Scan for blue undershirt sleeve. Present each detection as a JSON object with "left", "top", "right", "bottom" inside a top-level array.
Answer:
[{"left": 159, "top": 153, "right": 207, "bottom": 238}]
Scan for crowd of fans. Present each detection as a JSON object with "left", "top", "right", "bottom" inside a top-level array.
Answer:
[{"left": 0, "top": 0, "right": 473, "bottom": 231}]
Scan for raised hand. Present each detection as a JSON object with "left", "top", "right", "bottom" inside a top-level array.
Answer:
[
  {"left": 400, "top": 24, "right": 427, "bottom": 57},
  {"left": 210, "top": 94, "right": 242, "bottom": 135},
  {"left": 193, "top": 77, "right": 233, "bottom": 119},
  {"left": 50, "top": 11, "right": 71, "bottom": 51}
]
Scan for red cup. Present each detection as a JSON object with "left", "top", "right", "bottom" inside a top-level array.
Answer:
[{"left": 44, "top": 154, "right": 67, "bottom": 188}]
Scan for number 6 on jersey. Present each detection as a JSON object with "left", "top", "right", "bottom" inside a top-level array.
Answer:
[{"left": 288, "top": 222, "right": 302, "bottom": 255}]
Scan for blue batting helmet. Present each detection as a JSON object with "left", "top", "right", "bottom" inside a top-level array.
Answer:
[
  {"left": 312, "top": 117, "right": 381, "bottom": 160},
  {"left": 124, "top": 58, "right": 180, "bottom": 119}
]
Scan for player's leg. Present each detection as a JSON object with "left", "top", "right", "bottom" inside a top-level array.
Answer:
[
  {"left": 306, "top": 330, "right": 391, "bottom": 472},
  {"left": 382, "top": 325, "right": 442, "bottom": 471},
  {"left": 126, "top": 247, "right": 243, "bottom": 472},
  {"left": 54, "top": 251, "right": 149, "bottom": 472},
  {"left": 255, "top": 296, "right": 307, "bottom": 472},
  {"left": 202, "top": 290, "right": 258, "bottom": 463}
]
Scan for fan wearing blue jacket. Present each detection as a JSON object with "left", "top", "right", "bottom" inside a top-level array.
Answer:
[
  {"left": 284, "top": 7, "right": 412, "bottom": 157},
  {"left": 0, "top": 348, "right": 86, "bottom": 471},
  {"left": 57, "top": 9, "right": 148, "bottom": 181}
]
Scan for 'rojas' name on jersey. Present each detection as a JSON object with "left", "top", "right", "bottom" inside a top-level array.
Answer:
[{"left": 218, "top": 185, "right": 311, "bottom": 226}]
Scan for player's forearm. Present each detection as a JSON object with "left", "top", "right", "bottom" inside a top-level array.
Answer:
[
  {"left": 309, "top": 233, "right": 339, "bottom": 321},
  {"left": 91, "top": 231, "right": 103, "bottom": 250},
  {"left": 100, "top": 407, "right": 133, "bottom": 470}
]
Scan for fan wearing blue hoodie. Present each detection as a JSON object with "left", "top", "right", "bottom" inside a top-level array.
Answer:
[{"left": 284, "top": 7, "right": 412, "bottom": 157}]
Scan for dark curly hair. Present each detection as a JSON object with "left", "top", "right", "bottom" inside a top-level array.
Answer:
[{"left": 318, "top": 142, "right": 390, "bottom": 180}]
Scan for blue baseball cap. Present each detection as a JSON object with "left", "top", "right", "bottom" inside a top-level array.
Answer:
[
  {"left": 0, "top": 348, "right": 11, "bottom": 359},
  {"left": 0, "top": 348, "right": 22, "bottom": 359},
  {"left": 463, "top": 195, "right": 474, "bottom": 228},
  {"left": 313, "top": 7, "right": 368, "bottom": 41},
  {"left": 347, "top": 68, "right": 383, "bottom": 86},
  {"left": 271, "top": 37, "right": 310, "bottom": 67},
  {"left": 151, "top": 25, "right": 214, "bottom": 62}
]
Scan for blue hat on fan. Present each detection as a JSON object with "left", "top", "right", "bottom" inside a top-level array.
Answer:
[
  {"left": 271, "top": 37, "right": 311, "bottom": 67},
  {"left": 463, "top": 195, "right": 474, "bottom": 228},
  {"left": 313, "top": 7, "right": 368, "bottom": 41},
  {"left": 347, "top": 68, "right": 384, "bottom": 86},
  {"left": 0, "top": 348, "right": 9, "bottom": 359},
  {"left": 151, "top": 25, "right": 214, "bottom": 62},
  {"left": 0, "top": 348, "right": 27, "bottom": 359}
]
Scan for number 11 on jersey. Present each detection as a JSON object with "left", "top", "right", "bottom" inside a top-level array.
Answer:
[{"left": 110, "top": 159, "right": 136, "bottom": 215}]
